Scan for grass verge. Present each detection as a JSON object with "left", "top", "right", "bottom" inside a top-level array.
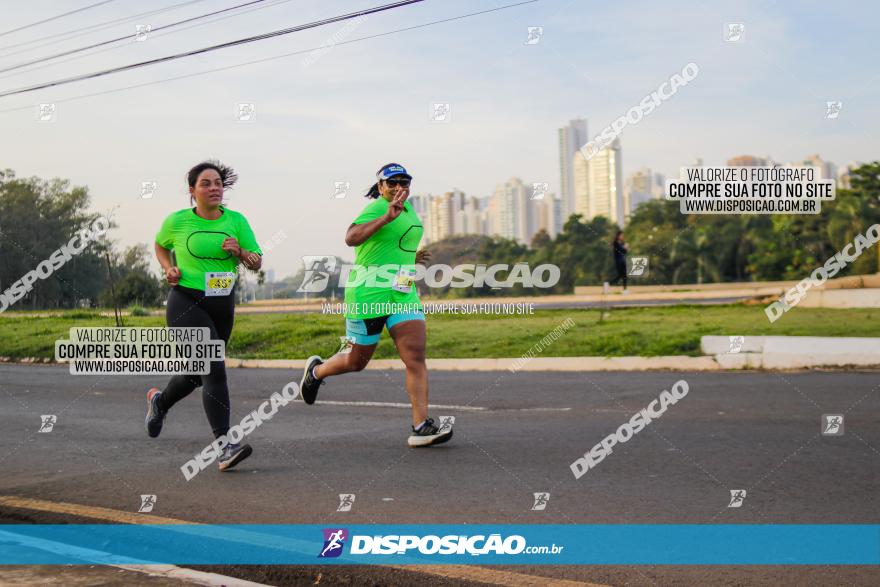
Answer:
[{"left": 1, "top": 304, "right": 878, "bottom": 361}]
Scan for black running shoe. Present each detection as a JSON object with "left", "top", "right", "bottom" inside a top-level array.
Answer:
[
  {"left": 408, "top": 416, "right": 454, "bottom": 447},
  {"left": 145, "top": 388, "right": 167, "bottom": 438},
  {"left": 218, "top": 443, "right": 252, "bottom": 472},
  {"left": 300, "top": 355, "right": 325, "bottom": 405}
]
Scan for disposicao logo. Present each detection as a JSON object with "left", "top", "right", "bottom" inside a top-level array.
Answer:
[
  {"left": 319, "top": 528, "right": 348, "bottom": 558},
  {"left": 349, "top": 534, "right": 527, "bottom": 555}
]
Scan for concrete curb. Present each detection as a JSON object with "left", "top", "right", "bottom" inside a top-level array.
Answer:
[
  {"left": 702, "top": 336, "right": 880, "bottom": 369},
  {"left": 117, "top": 565, "right": 270, "bottom": 586}
]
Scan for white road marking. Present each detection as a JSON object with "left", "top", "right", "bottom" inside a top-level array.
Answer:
[
  {"left": 314, "top": 400, "right": 570, "bottom": 412},
  {"left": 315, "top": 400, "right": 486, "bottom": 410}
]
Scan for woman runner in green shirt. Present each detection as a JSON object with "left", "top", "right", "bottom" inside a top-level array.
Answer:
[
  {"left": 145, "top": 161, "right": 262, "bottom": 472},
  {"left": 299, "top": 163, "right": 452, "bottom": 447}
]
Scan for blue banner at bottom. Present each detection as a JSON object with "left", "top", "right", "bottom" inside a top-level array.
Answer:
[{"left": 0, "top": 524, "right": 877, "bottom": 565}]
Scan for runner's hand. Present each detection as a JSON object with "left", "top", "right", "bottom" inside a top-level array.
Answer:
[
  {"left": 384, "top": 188, "right": 408, "bottom": 223},
  {"left": 416, "top": 249, "right": 431, "bottom": 265},
  {"left": 221, "top": 237, "right": 242, "bottom": 257},
  {"left": 165, "top": 266, "right": 181, "bottom": 286}
]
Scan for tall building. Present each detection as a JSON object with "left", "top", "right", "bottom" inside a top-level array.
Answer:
[
  {"left": 590, "top": 139, "right": 625, "bottom": 226},
  {"left": 654, "top": 172, "right": 666, "bottom": 197},
  {"left": 449, "top": 190, "right": 467, "bottom": 235},
  {"left": 522, "top": 186, "right": 538, "bottom": 243},
  {"left": 727, "top": 155, "right": 772, "bottom": 166},
  {"left": 798, "top": 154, "right": 837, "bottom": 181},
  {"left": 558, "top": 119, "right": 588, "bottom": 221},
  {"left": 428, "top": 192, "right": 455, "bottom": 243},
  {"left": 418, "top": 186, "right": 551, "bottom": 245},
  {"left": 408, "top": 193, "right": 430, "bottom": 216},
  {"left": 573, "top": 151, "right": 589, "bottom": 219},
  {"left": 625, "top": 166, "right": 663, "bottom": 216},
  {"left": 551, "top": 195, "right": 562, "bottom": 235},
  {"left": 535, "top": 195, "right": 561, "bottom": 239},
  {"left": 489, "top": 177, "right": 535, "bottom": 244},
  {"left": 459, "top": 196, "right": 482, "bottom": 236},
  {"left": 419, "top": 191, "right": 492, "bottom": 243},
  {"left": 837, "top": 161, "right": 862, "bottom": 189},
  {"left": 478, "top": 196, "right": 491, "bottom": 236},
  {"left": 573, "top": 139, "right": 625, "bottom": 226},
  {"left": 409, "top": 193, "right": 432, "bottom": 243}
]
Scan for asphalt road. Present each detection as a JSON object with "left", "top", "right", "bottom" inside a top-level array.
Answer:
[{"left": 0, "top": 364, "right": 878, "bottom": 586}]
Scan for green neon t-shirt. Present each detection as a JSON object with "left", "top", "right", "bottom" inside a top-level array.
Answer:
[
  {"left": 155, "top": 206, "right": 261, "bottom": 292},
  {"left": 343, "top": 197, "right": 423, "bottom": 319}
]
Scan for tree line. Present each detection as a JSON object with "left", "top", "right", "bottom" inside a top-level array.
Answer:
[{"left": 0, "top": 169, "right": 162, "bottom": 311}]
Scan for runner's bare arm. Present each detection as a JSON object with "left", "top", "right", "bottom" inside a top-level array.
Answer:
[
  {"left": 154, "top": 243, "right": 181, "bottom": 285},
  {"left": 345, "top": 218, "right": 389, "bottom": 246},
  {"left": 240, "top": 250, "right": 262, "bottom": 270},
  {"left": 345, "top": 192, "right": 406, "bottom": 246},
  {"left": 222, "top": 237, "right": 261, "bottom": 270}
]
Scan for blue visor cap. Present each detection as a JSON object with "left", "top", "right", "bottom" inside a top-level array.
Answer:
[{"left": 376, "top": 163, "right": 412, "bottom": 181}]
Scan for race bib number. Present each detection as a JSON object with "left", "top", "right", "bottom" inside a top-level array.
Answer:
[
  {"left": 205, "top": 272, "right": 235, "bottom": 296},
  {"left": 392, "top": 267, "right": 416, "bottom": 293}
]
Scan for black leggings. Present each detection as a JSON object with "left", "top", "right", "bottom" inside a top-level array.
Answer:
[
  {"left": 156, "top": 286, "right": 235, "bottom": 439},
  {"left": 610, "top": 259, "right": 627, "bottom": 288}
]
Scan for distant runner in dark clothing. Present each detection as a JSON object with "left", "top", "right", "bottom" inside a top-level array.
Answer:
[{"left": 609, "top": 230, "right": 629, "bottom": 291}]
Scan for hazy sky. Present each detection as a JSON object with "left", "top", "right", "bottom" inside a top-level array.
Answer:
[{"left": 0, "top": 0, "right": 877, "bottom": 278}]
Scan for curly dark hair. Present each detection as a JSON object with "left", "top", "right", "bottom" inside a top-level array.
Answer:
[{"left": 186, "top": 160, "right": 238, "bottom": 190}]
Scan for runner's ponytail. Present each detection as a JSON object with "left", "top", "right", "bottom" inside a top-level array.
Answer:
[{"left": 364, "top": 182, "right": 381, "bottom": 199}]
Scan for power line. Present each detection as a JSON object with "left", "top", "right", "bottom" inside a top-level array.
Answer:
[
  {"left": 0, "top": 0, "right": 277, "bottom": 75},
  {"left": 0, "top": 0, "right": 296, "bottom": 83},
  {"left": 0, "top": 0, "right": 537, "bottom": 114},
  {"left": 0, "top": 0, "right": 211, "bottom": 57},
  {"left": 0, "top": 0, "right": 428, "bottom": 99},
  {"left": 0, "top": 1, "right": 119, "bottom": 38}
]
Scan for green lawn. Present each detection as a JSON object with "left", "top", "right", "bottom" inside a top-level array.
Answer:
[{"left": 1, "top": 304, "right": 879, "bottom": 360}]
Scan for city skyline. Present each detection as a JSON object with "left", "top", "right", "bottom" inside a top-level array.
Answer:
[{"left": 313, "top": 137, "right": 860, "bottom": 276}]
